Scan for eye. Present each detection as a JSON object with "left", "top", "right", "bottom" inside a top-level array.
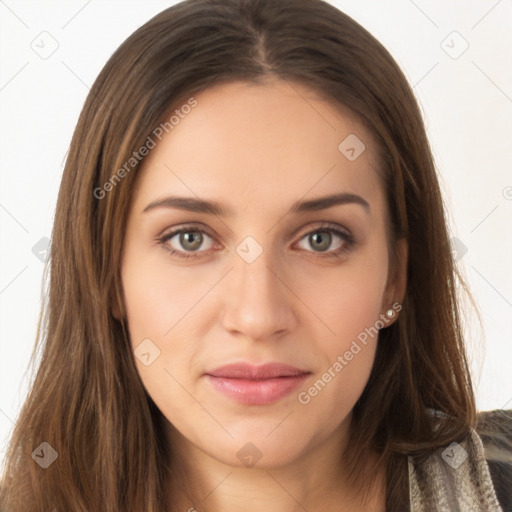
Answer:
[
  {"left": 157, "top": 223, "right": 355, "bottom": 260},
  {"left": 295, "top": 224, "right": 355, "bottom": 257},
  {"left": 158, "top": 225, "right": 217, "bottom": 260}
]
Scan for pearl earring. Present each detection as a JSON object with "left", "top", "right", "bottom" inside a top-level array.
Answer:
[{"left": 386, "top": 308, "right": 395, "bottom": 318}]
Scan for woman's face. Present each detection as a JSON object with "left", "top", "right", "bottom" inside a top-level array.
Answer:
[{"left": 120, "top": 79, "right": 405, "bottom": 469}]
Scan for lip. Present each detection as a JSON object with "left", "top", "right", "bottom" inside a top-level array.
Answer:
[{"left": 205, "top": 363, "right": 311, "bottom": 405}]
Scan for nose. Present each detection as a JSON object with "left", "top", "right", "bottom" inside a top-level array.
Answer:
[{"left": 221, "top": 245, "right": 298, "bottom": 342}]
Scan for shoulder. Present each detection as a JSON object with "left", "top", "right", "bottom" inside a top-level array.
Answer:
[
  {"left": 408, "top": 409, "right": 511, "bottom": 511},
  {"left": 476, "top": 409, "right": 512, "bottom": 511}
]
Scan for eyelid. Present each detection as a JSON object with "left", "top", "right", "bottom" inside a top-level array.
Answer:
[
  {"left": 157, "top": 223, "right": 218, "bottom": 257},
  {"left": 157, "top": 221, "right": 214, "bottom": 239},
  {"left": 157, "top": 221, "right": 355, "bottom": 259},
  {"left": 293, "top": 222, "right": 355, "bottom": 257},
  {"left": 294, "top": 221, "right": 352, "bottom": 241}
]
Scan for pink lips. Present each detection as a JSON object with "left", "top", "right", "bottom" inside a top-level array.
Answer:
[{"left": 205, "top": 363, "right": 310, "bottom": 405}]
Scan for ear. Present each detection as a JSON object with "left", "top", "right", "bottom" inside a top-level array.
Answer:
[
  {"left": 110, "top": 284, "right": 125, "bottom": 322},
  {"left": 382, "top": 237, "right": 408, "bottom": 325},
  {"left": 112, "top": 299, "right": 122, "bottom": 322}
]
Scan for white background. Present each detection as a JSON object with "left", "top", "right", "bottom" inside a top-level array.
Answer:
[{"left": 1, "top": 0, "right": 511, "bottom": 468}]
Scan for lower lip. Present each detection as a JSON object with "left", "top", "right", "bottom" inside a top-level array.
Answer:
[{"left": 205, "top": 374, "right": 310, "bottom": 405}]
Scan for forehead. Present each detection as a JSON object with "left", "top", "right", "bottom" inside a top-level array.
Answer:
[{"left": 131, "top": 80, "right": 384, "bottom": 215}]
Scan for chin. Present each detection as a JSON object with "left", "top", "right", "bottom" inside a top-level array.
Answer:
[
  {"left": 193, "top": 424, "right": 314, "bottom": 470},
  {"left": 213, "top": 442, "right": 304, "bottom": 470}
]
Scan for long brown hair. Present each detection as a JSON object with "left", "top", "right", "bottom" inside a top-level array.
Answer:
[{"left": 0, "top": 0, "right": 476, "bottom": 510}]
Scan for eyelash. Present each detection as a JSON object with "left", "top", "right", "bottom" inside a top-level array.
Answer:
[{"left": 157, "top": 223, "right": 356, "bottom": 260}]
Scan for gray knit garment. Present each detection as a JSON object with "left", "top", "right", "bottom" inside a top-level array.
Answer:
[{"left": 408, "top": 428, "right": 502, "bottom": 511}]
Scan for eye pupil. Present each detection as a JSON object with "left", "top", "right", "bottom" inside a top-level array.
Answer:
[
  {"left": 180, "top": 231, "right": 203, "bottom": 251},
  {"left": 163, "top": 226, "right": 349, "bottom": 259},
  {"left": 310, "top": 231, "right": 331, "bottom": 252}
]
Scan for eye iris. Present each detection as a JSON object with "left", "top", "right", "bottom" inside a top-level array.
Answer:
[
  {"left": 180, "top": 231, "right": 203, "bottom": 251},
  {"left": 309, "top": 231, "right": 331, "bottom": 252}
]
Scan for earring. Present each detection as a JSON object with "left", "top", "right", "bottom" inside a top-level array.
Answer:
[{"left": 385, "top": 308, "right": 395, "bottom": 318}]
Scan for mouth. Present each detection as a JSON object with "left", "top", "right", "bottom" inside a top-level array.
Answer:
[{"left": 204, "top": 362, "right": 311, "bottom": 405}]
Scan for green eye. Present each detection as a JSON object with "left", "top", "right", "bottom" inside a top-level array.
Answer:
[{"left": 158, "top": 223, "right": 355, "bottom": 260}]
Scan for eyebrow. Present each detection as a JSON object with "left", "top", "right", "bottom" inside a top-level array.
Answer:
[{"left": 142, "top": 192, "right": 370, "bottom": 216}]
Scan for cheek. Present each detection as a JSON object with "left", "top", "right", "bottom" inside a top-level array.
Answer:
[
  {"left": 295, "top": 277, "right": 385, "bottom": 434},
  {"left": 294, "top": 245, "right": 388, "bottom": 399},
  {"left": 120, "top": 244, "right": 194, "bottom": 385},
  {"left": 120, "top": 249, "right": 209, "bottom": 431},
  {"left": 121, "top": 244, "right": 213, "bottom": 344},
  {"left": 298, "top": 249, "right": 389, "bottom": 348}
]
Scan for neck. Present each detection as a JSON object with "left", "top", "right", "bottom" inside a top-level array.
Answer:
[{"left": 165, "top": 416, "right": 386, "bottom": 512}]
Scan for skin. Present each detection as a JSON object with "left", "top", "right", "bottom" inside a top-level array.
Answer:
[{"left": 120, "top": 79, "right": 407, "bottom": 512}]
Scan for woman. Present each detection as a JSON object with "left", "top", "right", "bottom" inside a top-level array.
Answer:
[{"left": 0, "top": 0, "right": 510, "bottom": 510}]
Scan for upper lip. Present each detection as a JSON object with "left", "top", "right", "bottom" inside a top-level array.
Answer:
[{"left": 206, "top": 363, "right": 310, "bottom": 379}]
